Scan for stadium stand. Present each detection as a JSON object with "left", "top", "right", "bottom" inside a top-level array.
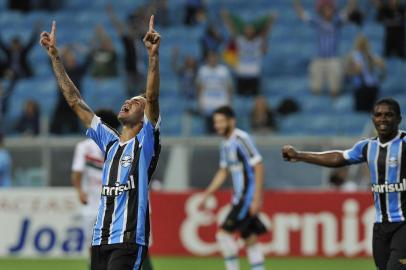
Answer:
[{"left": 0, "top": 0, "right": 404, "bottom": 137}]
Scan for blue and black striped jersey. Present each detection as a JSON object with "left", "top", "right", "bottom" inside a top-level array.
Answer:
[
  {"left": 344, "top": 131, "right": 406, "bottom": 223},
  {"left": 86, "top": 114, "right": 160, "bottom": 246},
  {"left": 220, "top": 129, "right": 263, "bottom": 215}
]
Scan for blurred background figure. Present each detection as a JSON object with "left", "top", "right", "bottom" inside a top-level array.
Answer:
[
  {"left": 348, "top": 34, "right": 386, "bottom": 112},
  {"left": 0, "top": 23, "right": 40, "bottom": 80},
  {"left": 172, "top": 47, "right": 198, "bottom": 110},
  {"left": 50, "top": 46, "right": 89, "bottom": 135},
  {"left": 15, "top": 99, "right": 40, "bottom": 136},
  {"left": 196, "top": 51, "right": 233, "bottom": 133},
  {"left": 250, "top": 96, "right": 277, "bottom": 134},
  {"left": 375, "top": 0, "right": 406, "bottom": 59},
  {"left": 88, "top": 25, "right": 118, "bottom": 79},
  {"left": 223, "top": 10, "right": 275, "bottom": 97},
  {"left": 184, "top": 0, "right": 206, "bottom": 26},
  {"left": 329, "top": 168, "right": 358, "bottom": 191},
  {"left": 200, "top": 23, "right": 224, "bottom": 61},
  {"left": 107, "top": 4, "right": 148, "bottom": 97},
  {"left": 293, "top": 0, "right": 357, "bottom": 97},
  {"left": 0, "top": 133, "right": 12, "bottom": 187}
]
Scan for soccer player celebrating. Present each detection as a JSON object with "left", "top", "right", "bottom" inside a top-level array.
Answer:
[
  {"left": 40, "top": 16, "right": 161, "bottom": 270},
  {"left": 199, "top": 106, "right": 267, "bottom": 270},
  {"left": 282, "top": 98, "right": 406, "bottom": 270}
]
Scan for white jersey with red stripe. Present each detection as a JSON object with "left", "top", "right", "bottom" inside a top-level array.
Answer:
[{"left": 72, "top": 138, "right": 104, "bottom": 217}]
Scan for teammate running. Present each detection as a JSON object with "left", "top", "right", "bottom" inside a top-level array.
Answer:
[
  {"left": 40, "top": 15, "right": 161, "bottom": 270},
  {"left": 199, "top": 106, "right": 267, "bottom": 270},
  {"left": 282, "top": 98, "right": 406, "bottom": 270}
]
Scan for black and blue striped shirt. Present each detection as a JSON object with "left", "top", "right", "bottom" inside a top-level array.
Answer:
[
  {"left": 344, "top": 131, "right": 406, "bottom": 223},
  {"left": 86, "top": 114, "right": 160, "bottom": 246}
]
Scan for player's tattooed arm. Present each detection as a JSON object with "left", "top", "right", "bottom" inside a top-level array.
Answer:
[
  {"left": 40, "top": 21, "right": 94, "bottom": 128},
  {"left": 143, "top": 15, "right": 160, "bottom": 126}
]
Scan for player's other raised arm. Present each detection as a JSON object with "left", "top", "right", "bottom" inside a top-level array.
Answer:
[
  {"left": 143, "top": 15, "right": 160, "bottom": 126},
  {"left": 40, "top": 21, "right": 94, "bottom": 128}
]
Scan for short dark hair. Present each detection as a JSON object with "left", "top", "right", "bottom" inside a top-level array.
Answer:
[
  {"left": 374, "top": 98, "right": 401, "bottom": 117},
  {"left": 213, "top": 106, "right": 236, "bottom": 119},
  {"left": 96, "top": 109, "right": 120, "bottom": 130}
]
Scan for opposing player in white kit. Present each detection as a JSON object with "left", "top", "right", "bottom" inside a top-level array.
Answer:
[{"left": 71, "top": 109, "right": 120, "bottom": 252}]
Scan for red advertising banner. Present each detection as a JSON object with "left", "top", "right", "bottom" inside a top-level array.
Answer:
[{"left": 149, "top": 191, "right": 375, "bottom": 257}]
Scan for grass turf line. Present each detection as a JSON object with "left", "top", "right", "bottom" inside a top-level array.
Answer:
[{"left": 0, "top": 257, "right": 374, "bottom": 270}]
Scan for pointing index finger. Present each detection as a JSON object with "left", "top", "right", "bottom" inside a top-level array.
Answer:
[
  {"left": 51, "top": 20, "right": 56, "bottom": 36},
  {"left": 149, "top": 15, "right": 154, "bottom": 31}
]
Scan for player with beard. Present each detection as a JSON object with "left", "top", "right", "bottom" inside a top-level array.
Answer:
[
  {"left": 40, "top": 16, "right": 161, "bottom": 270},
  {"left": 282, "top": 98, "right": 406, "bottom": 270},
  {"left": 199, "top": 106, "right": 267, "bottom": 270}
]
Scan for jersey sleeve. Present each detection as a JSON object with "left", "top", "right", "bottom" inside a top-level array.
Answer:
[
  {"left": 343, "top": 139, "right": 368, "bottom": 164},
  {"left": 219, "top": 144, "right": 227, "bottom": 169},
  {"left": 71, "top": 142, "right": 86, "bottom": 172},
  {"left": 138, "top": 114, "right": 161, "bottom": 157},
  {"left": 86, "top": 115, "right": 119, "bottom": 154},
  {"left": 236, "top": 134, "right": 263, "bottom": 166}
]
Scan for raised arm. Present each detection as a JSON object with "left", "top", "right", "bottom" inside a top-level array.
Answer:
[
  {"left": 143, "top": 15, "right": 160, "bottom": 125},
  {"left": 40, "top": 21, "right": 94, "bottom": 128},
  {"left": 282, "top": 145, "right": 347, "bottom": 168},
  {"left": 106, "top": 4, "right": 127, "bottom": 36},
  {"left": 250, "top": 161, "right": 264, "bottom": 215}
]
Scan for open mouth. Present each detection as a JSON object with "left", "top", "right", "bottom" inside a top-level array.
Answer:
[
  {"left": 377, "top": 123, "right": 389, "bottom": 131},
  {"left": 120, "top": 105, "right": 130, "bottom": 113}
]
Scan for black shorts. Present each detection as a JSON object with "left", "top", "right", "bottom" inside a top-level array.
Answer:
[
  {"left": 91, "top": 243, "right": 147, "bottom": 270},
  {"left": 221, "top": 202, "right": 267, "bottom": 239},
  {"left": 236, "top": 77, "right": 260, "bottom": 96},
  {"left": 373, "top": 222, "right": 406, "bottom": 270}
]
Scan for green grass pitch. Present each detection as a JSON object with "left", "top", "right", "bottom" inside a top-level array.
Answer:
[{"left": 0, "top": 257, "right": 374, "bottom": 270}]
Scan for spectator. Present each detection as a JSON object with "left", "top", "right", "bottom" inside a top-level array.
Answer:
[
  {"left": 0, "top": 134, "right": 12, "bottom": 187},
  {"left": 107, "top": 4, "right": 147, "bottom": 97},
  {"left": 0, "top": 78, "right": 17, "bottom": 116},
  {"left": 0, "top": 23, "right": 40, "bottom": 79},
  {"left": 150, "top": 0, "right": 171, "bottom": 27},
  {"left": 329, "top": 168, "right": 358, "bottom": 191},
  {"left": 172, "top": 47, "right": 198, "bottom": 103},
  {"left": 196, "top": 51, "right": 233, "bottom": 133},
  {"left": 50, "top": 46, "right": 89, "bottom": 134},
  {"left": 8, "top": 0, "right": 31, "bottom": 12},
  {"left": 348, "top": 34, "right": 385, "bottom": 112},
  {"left": 200, "top": 23, "right": 224, "bottom": 60},
  {"left": 374, "top": 0, "right": 406, "bottom": 59},
  {"left": 294, "top": 0, "right": 357, "bottom": 96},
  {"left": 223, "top": 10, "right": 276, "bottom": 96},
  {"left": 250, "top": 96, "right": 277, "bottom": 134},
  {"left": 88, "top": 25, "right": 118, "bottom": 78},
  {"left": 15, "top": 100, "right": 40, "bottom": 136},
  {"left": 184, "top": 0, "right": 206, "bottom": 26}
]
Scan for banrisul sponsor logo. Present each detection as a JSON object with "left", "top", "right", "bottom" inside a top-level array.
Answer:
[
  {"left": 371, "top": 179, "right": 406, "bottom": 193},
  {"left": 101, "top": 176, "right": 136, "bottom": 197}
]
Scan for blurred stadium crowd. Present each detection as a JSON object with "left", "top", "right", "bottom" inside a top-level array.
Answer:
[
  {"left": 0, "top": 0, "right": 405, "bottom": 138},
  {"left": 0, "top": 0, "right": 406, "bottom": 189}
]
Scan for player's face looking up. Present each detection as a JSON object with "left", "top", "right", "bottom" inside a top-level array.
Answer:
[
  {"left": 372, "top": 103, "right": 401, "bottom": 141},
  {"left": 213, "top": 113, "right": 235, "bottom": 137},
  {"left": 117, "top": 96, "right": 146, "bottom": 126}
]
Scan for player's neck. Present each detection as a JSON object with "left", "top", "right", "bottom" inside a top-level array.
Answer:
[
  {"left": 379, "top": 130, "right": 399, "bottom": 144},
  {"left": 120, "top": 124, "right": 142, "bottom": 143},
  {"left": 224, "top": 127, "right": 235, "bottom": 139}
]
